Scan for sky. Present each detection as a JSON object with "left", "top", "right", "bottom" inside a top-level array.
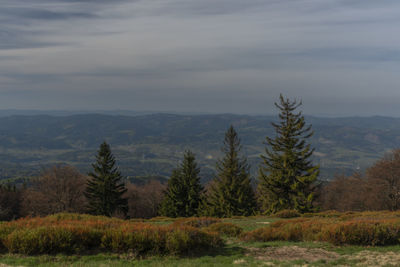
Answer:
[{"left": 1, "top": 0, "right": 400, "bottom": 116}]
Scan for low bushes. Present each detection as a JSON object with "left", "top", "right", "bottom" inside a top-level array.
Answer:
[
  {"left": 101, "top": 225, "right": 222, "bottom": 255},
  {"left": 4, "top": 226, "right": 103, "bottom": 255},
  {"left": 242, "top": 216, "right": 400, "bottom": 246},
  {"left": 320, "top": 220, "right": 400, "bottom": 246},
  {"left": 165, "top": 227, "right": 222, "bottom": 254},
  {"left": 169, "top": 217, "right": 242, "bottom": 237},
  {"left": 205, "top": 223, "right": 243, "bottom": 237},
  {"left": 172, "top": 217, "right": 221, "bottom": 228},
  {"left": 0, "top": 214, "right": 223, "bottom": 256},
  {"left": 301, "top": 210, "right": 400, "bottom": 220},
  {"left": 148, "top": 216, "right": 175, "bottom": 222},
  {"left": 273, "top": 209, "right": 300, "bottom": 218},
  {"left": 6, "top": 211, "right": 400, "bottom": 256},
  {"left": 301, "top": 210, "right": 342, "bottom": 218}
]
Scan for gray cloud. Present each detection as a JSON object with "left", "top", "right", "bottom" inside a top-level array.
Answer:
[
  {"left": 0, "top": 0, "right": 119, "bottom": 50},
  {"left": 0, "top": 28, "right": 67, "bottom": 50},
  {"left": 2, "top": 8, "right": 97, "bottom": 20},
  {"left": 1, "top": 0, "right": 400, "bottom": 116}
]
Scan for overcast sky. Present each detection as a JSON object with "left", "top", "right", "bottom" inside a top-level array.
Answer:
[{"left": 1, "top": 0, "right": 400, "bottom": 116}]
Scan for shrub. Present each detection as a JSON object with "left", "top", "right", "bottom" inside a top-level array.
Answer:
[
  {"left": 4, "top": 226, "right": 102, "bottom": 255},
  {"left": 128, "top": 227, "right": 167, "bottom": 254},
  {"left": 165, "top": 228, "right": 190, "bottom": 254},
  {"left": 320, "top": 221, "right": 400, "bottom": 246},
  {"left": 0, "top": 214, "right": 224, "bottom": 256},
  {"left": 101, "top": 229, "right": 126, "bottom": 252},
  {"left": 165, "top": 226, "right": 223, "bottom": 254},
  {"left": 148, "top": 216, "right": 175, "bottom": 222},
  {"left": 242, "top": 216, "right": 400, "bottom": 246},
  {"left": 0, "top": 223, "right": 17, "bottom": 252},
  {"left": 101, "top": 228, "right": 166, "bottom": 254},
  {"left": 172, "top": 217, "right": 221, "bottom": 228},
  {"left": 273, "top": 209, "right": 300, "bottom": 218},
  {"left": 205, "top": 223, "right": 243, "bottom": 237},
  {"left": 231, "top": 216, "right": 245, "bottom": 219},
  {"left": 101, "top": 225, "right": 223, "bottom": 255},
  {"left": 301, "top": 210, "right": 342, "bottom": 218},
  {"left": 48, "top": 213, "right": 110, "bottom": 222},
  {"left": 241, "top": 226, "right": 276, "bottom": 242},
  {"left": 129, "top": 218, "right": 146, "bottom": 223}
]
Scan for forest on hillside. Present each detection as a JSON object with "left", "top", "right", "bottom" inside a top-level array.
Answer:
[{"left": 0, "top": 113, "right": 398, "bottom": 183}]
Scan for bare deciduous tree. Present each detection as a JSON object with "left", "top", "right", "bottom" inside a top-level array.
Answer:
[
  {"left": 318, "top": 150, "right": 400, "bottom": 211},
  {"left": 21, "top": 165, "right": 87, "bottom": 216},
  {"left": 318, "top": 173, "right": 368, "bottom": 211},
  {"left": 126, "top": 180, "right": 165, "bottom": 218},
  {"left": 366, "top": 149, "right": 400, "bottom": 211}
]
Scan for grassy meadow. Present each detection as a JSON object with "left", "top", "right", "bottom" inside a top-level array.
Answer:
[{"left": 2, "top": 212, "right": 400, "bottom": 266}]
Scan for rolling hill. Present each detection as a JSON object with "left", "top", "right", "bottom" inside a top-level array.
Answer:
[{"left": 0, "top": 113, "right": 398, "bottom": 183}]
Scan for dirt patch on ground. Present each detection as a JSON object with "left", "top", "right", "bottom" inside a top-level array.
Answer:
[
  {"left": 347, "top": 250, "right": 400, "bottom": 266},
  {"left": 245, "top": 246, "right": 400, "bottom": 266},
  {"left": 246, "top": 246, "right": 340, "bottom": 263}
]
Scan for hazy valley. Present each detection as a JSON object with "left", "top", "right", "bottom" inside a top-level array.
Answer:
[{"left": 0, "top": 112, "right": 397, "bottom": 183}]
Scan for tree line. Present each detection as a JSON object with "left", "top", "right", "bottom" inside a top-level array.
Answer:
[
  {"left": 158, "top": 95, "right": 318, "bottom": 217},
  {"left": 1, "top": 95, "right": 398, "bottom": 220}
]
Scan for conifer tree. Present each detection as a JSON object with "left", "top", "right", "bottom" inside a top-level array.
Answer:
[
  {"left": 160, "top": 150, "right": 203, "bottom": 217},
  {"left": 159, "top": 169, "right": 183, "bottom": 217},
  {"left": 203, "top": 126, "right": 256, "bottom": 217},
  {"left": 258, "top": 95, "right": 319, "bottom": 213},
  {"left": 84, "top": 141, "right": 128, "bottom": 217}
]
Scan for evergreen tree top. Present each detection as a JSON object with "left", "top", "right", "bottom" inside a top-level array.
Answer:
[
  {"left": 266, "top": 95, "right": 314, "bottom": 156},
  {"left": 217, "top": 125, "right": 249, "bottom": 175},
  {"left": 89, "top": 141, "right": 121, "bottom": 178}
]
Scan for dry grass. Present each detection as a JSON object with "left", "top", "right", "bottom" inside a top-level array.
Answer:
[
  {"left": 246, "top": 246, "right": 340, "bottom": 262},
  {"left": 347, "top": 250, "right": 400, "bottom": 266}
]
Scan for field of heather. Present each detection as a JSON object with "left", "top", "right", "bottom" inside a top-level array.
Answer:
[{"left": 2, "top": 211, "right": 400, "bottom": 266}]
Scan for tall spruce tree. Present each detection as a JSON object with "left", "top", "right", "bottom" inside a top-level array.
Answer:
[
  {"left": 203, "top": 126, "right": 256, "bottom": 217},
  {"left": 84, "top": 141, "right": 128, "bottom": 217},
  {"left": 160, "top": 150, "right": 203, "bottom": 217},
  {"left": 258, "top": 95, "right": 319, "bottom": 213}
]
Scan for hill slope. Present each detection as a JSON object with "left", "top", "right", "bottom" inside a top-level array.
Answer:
[{"left": 0, "top": 113, "right": 398, "bottom": 182}]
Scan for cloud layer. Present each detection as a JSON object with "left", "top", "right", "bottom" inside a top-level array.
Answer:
[{"left": 1, "top": 0, "right": 400, "bottom": 116}]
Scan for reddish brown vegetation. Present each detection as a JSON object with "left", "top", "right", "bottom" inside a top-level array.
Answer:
[
  {"left": 126, "top": 180, "right": 166, "bottom": 218},
  {"left": 0, "top": 213, "right": 223, "bottom": 255},
  {"left": 242, "top": 211, "right": 400, "bottom": 246},
  {"left": 172, "top": 217, "right": 221, "bottom": 228},
  {"left": 204, "top": 222, "right": 243, "bottom": 237},
  {"left": 365, "top": 150, "right": 400, "bottom": 211},
  {"left": 21, "top": 166, "right": 87, "bottom": 216},
  {"left": 318, "top": 149, "right": 400, "bottom": 212},
  {"left": 273, "top": 209, "right": 301, "bottom": 218}
]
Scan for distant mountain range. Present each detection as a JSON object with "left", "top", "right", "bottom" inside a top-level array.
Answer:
[{"left": 0, "top": 113, "right": 398, "bottom": 184}]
